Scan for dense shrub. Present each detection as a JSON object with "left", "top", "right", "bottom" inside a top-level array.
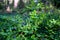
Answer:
[
  {"left": 0, "top": 10, "right": 60, "bottom": 40},
  {"left": 0, "top": 0, "right": 60, "bottom": 40}
]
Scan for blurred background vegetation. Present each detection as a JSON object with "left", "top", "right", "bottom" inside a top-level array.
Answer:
[{"left": 0, "top": 0, "right": 60, "bottom": 40}]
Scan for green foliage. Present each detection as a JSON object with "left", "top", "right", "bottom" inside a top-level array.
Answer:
[
  {"left": 0, "top": 3, "right": 4, "bottom": 10},
  {"left": 0, "top": 11, "right": 60, "bottom": 40},
  {"left": 0, "top": 0, "right": 60, "bottom": 40}
]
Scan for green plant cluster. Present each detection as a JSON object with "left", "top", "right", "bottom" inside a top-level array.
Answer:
[
  {"left": 0, "top": 0, "right": 60, "bottom": 40},
  {"left": 0, "top": 10, "right": 60, "bottom": 40}
]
